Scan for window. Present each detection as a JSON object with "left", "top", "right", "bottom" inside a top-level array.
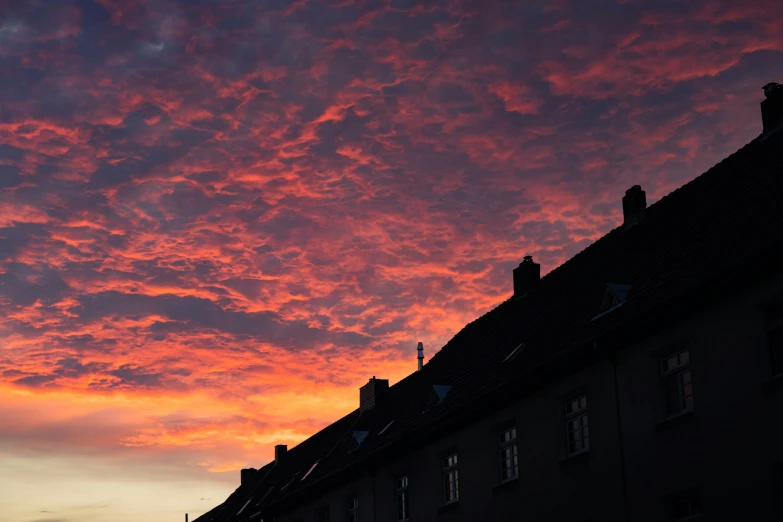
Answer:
[
  {"left": 661, "top": 350, "right": 693, "bottom": 417},
  {"left": 316, "top": 506, "right": 330, "bottom": 522},
  {"left": 565, "top": 395, "right": 589, "bottom": 456},
  {"left": 498, "top": 426, "right": 518, "bottom": 481},
  {"left": 670, "top": 490, "right": 702, "bottom": 520},
  {"left": 395, "top": 476, "right": 409, "bottom": 521},
  {"left": 346, "top": 498, "right": 358, "bottom": 522},
  {"left": 767, "top": 303, "right": 783, "bottom": 377},
  {"left": 442, "top": 453, "right": 459, "bottom": 504},
  {"left": 432, "top": 385, "right": 452, "bottom": 406},
  {"left": 592, "top": 283, "right": 632, "bottom": 321}
]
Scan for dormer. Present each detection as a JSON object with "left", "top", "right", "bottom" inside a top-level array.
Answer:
[
  {"left": 424, "top": 384, "right": 452, "bottom": 412},
  {"left": 592, "top": 283, "right": 632, "bottom": 321}
]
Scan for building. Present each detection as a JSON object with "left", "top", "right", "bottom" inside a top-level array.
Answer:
[{"left": 194, "top": 83, "right": 783, "bottom": 522}]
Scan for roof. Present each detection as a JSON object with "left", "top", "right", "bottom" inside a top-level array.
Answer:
[{"left": 195, "top": 126, "right": 783, "bottom": 522}]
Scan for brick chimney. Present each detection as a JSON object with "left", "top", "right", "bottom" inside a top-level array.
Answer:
[
  {"left": 359, "top": 376, "right": 389, "bottom": 412},
  {"left": 275, "top": 444, "right": 287, "bottom": 464},
  {"left": 622, "top": 185, "right": 647, "bottom": 225},
  {"left": 513, "top": 256, "right": 540, "bottom": 297},
  {"left": 762, "top": 82, "right": 783, "bottom": 134}
]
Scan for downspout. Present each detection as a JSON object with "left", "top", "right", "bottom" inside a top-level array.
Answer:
[{"left": 608, "top": 344, "right": 630, "bottom": 522}]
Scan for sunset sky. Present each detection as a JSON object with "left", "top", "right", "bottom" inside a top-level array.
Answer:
[{"left": 0, "top": 0, "right": 781, "bottom": 520}]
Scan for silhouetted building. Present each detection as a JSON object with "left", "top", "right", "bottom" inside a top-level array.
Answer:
[{"left": 195, "top": 85, "right": 783, "bottom": 522}]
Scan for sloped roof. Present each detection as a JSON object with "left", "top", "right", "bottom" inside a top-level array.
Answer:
[{"left": 196, "top": 126, "right": 783, "bottom": 522}]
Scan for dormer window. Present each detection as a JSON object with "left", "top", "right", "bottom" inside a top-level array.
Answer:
[
  {"left": 432, "top": 385, "right": 452, "bottom": 403},
  {"left": 347, "top": 431, "right": 369, "bottom": 453},
  {"left": 353, "top": 431, "right": 369, "bottom": 446},
  {"left": 425, "top": 384, "right": 452, "bottom": 411},
  {"left": 592, "top": 283, "right": 632, "bottom": 321}
]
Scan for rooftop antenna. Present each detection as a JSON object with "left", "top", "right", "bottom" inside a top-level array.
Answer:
[{"left": 417, "top": 342, "right": 424, "bottom": 371}]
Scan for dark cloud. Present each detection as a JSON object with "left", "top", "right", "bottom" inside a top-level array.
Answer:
[{"left": 0, "top": 263, "right": 70, "bottom": 306}]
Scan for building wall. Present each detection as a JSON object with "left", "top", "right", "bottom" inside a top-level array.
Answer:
[
  {"left": 276, "top": 358, "right": 625, "bottom": 522},
  {"left": 274, "top": 271, "right": 783, "bottom": 522},
  {"left": 274, "top": 474, "right": 371, "bottom": 522},
  {"left": 615, "top": 271, "right": 783, "bottom": 521}
]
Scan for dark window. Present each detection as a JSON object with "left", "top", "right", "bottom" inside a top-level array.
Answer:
[
  {"left": 671, "top": 490, "right": 702, "bottom": 520},
  {"left": 317, "top": 506, "right": 330, "bottom": 522},
  {"left": 395, "top": 476, "right": 409, "bottom": 521},
  {"left": 767, "top": 303, "right": 783, "bottom": 377},
  {"left": 346, "top": 498, "right": 358, "bottom": 522},
  {"left": 661, "top": 350, "right": 693, "bottom": 417},
  {"left": 442, "top": 453, "right": 459, "bottom": 504},
  {"left": 498, "top": 426, "right": 518, "bottom": 481},
  {"left": 565, "top": 395, "right": 589, "bottom": 456},
  {"left": 601, "top": 291, "right": 622, "bottom": 311}
]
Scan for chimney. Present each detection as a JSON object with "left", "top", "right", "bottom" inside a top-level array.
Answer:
[
  {"left": 513, "top": 255, "right": 540, "bottom": 297},
  {"left": 622, "top": 185, "right": 647, "bottom": 224},
  {"left": 359, "top": 376, "right": 389, "bottom": 412},
  {"left": 417, "top": 342, "right": 424, "bottom": 371},
  {"left": 762, "top": 82, "right": 783, "bottom": 134},
  {"left": 240, "top": 468, "right": 257, "bottom": 486},
  {"left": 274, "top": 444, "right": 287, "bottom": 464}
]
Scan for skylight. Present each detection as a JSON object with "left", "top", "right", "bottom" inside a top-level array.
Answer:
[
  {"left": 378, "top": 419, "right": 395, "bottom": 435},
  {"left": 280, "top": 472, "right": 300, "bottom": 491},
  {"left": 301, "top": 460, "right": 319, "bottom": 481},
  {"left": 256, "top": 486, "right": 274, "bottom": 506},
  {"left": 503, "top": 342, "right": 525, "bottom": 363},
  {"left": 237, "top": 497, "right": 253, "bottom": 516}
]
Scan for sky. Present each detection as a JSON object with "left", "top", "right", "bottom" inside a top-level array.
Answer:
[{"left": 0, "top": 0, "right": 781, "bottom": 520}]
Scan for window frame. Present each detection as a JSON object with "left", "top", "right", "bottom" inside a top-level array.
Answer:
[
  {"left": 316, "top": 505, "right": 330, "bottom": 522},
  {"left": 660, "top": 349, "right": 694, "bottom": 418},
  {"left": 564, "top": 394, "right": 590, "bottom": 457},
  {"left": 668, "top": 487, "right": 703, "bottom": 520},
  {"left": 498, "top": 425, "right": 518, "bottom": 482},
  {"left": 346, "top": 497, "right": 358, "bottom": 522},
  {"left": 442, "top": 452, "right": 459, "bottom": 505},
  {"left": 395, "top": 475, "right": 409, "bottom": 522}
]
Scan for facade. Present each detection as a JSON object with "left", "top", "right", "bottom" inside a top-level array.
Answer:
[{"left": 195, "top": 84, "right": 783, "bottom": 522}]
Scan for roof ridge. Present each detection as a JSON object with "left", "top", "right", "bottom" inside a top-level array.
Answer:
[{"left": 418, "top": 132, "right": 768, "bottom": 370}]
